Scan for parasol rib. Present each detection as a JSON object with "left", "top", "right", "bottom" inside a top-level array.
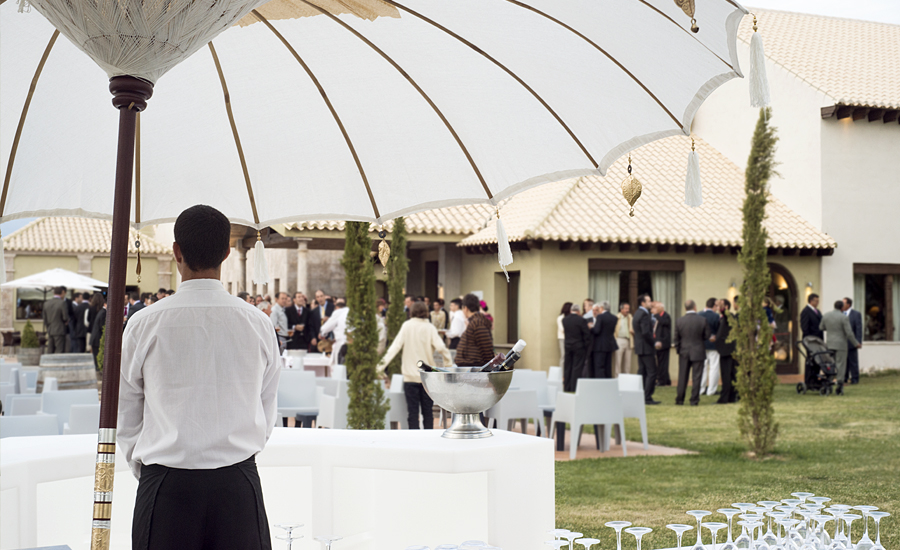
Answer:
[
  {"left": 635, "top": 0, "right": 734, "bottom": 69},
  {"left": 381, "top": 0, "right": 599, "bottom": 170},
  {"left": 251, "top": 9, "right": 381, "bottom": 219},
  {"left": 296, "top": 0, "right": 494, "bottom": 201},
  {"left": 1, "top": 30, "right": 60, "bottom": 218},
  {"left": 208, "top": 42, "right": 261, "bottom": 226},
  {"left": 501, "top": 0, "right": 683, "bottom": 130},
  {"left": 135, "top": 112, "right": 141, "bottom": 226}
]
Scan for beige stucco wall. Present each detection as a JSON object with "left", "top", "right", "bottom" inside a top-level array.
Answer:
[{"left": 460, "top": 246, "right": 822, "bottom": 375}]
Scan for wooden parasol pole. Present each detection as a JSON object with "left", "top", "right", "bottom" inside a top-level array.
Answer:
[{"left": 91, "top": 75, "right": 153, "bottom": 550}]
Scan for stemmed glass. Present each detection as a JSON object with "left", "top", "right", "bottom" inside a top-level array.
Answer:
[
  {"left": 549, "top": 530, "right": 572, "bottom": 542},
  {"left": 314, "top": 535, "right": 343, "bottom": 550},
  {"left": 435, "top": 545, "right": 459, "bottom": 550},
  {"left": 868, "top": 511, "right": 889, "bottom": 550},
  {"left": 776, "top": 519, "right": 799, "bottom": 550},
  {"left": 545, "top": 540, "right": 569, "bottom": 550},
  {"left": 811, "top": 514, "right": 833, "bottom": 548},
  {"left": 606, "top": 521, "right": 633, "bottom": 550},
  {"left": 562, "top": 531, "right": 584, "bottom": 550},
  {"left": 736, "top": 520, "right": 754, "bottom": 550},
  {"left": 808, "top": 497, "right": 832, "bottom": 508},
  {"left": 747, "top": 521, "right": 766, "bottom": 550},
  {"left": 703, "top": 522, "right": 729, "bottom": 550},
  {"left": 719, "top": 508, "right": 741, "bottom": 550},
  {"left": 274, "top": 523, "right": 304, "bottom": 550},
  {"left": 841, "top": 514, "right": 861, "bottom": 548},
  {"left": 825, "top": 507, "right": 848, "bottom": 548},
  {"left": 792, "top": 493, "right": 815, "bottom": 504},
  {"left": 688, "top": 511, "right": 713, "bottom": 550},
  {"left": 668, "top": 524, "right": 695, "bottom": 550},
  {"left": 625, "top": 527, "right": 653, "bottom": 550},
  {"left": 854, "top": 506, "right": 879, "bottom": 550},
  {"left": 575, "top": 538, "right": 600, "bottom": 550}
]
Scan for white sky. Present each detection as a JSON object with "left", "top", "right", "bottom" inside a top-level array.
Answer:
[{"left": 747, "top": 0, "right": 900, "bottom": 24}]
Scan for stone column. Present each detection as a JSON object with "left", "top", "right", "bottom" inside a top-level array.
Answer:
[
  {"left": 295, "top": 241, "right": 309, "bottom": 295},
  {"left": 1, "top": 253, "right": 15, "bottom": 329},
  {"left": 237, "top": 244, "right": 247, "bottom": 294},
  {"left": 157, "top": 254, "right": 173, "bottom": 291}
]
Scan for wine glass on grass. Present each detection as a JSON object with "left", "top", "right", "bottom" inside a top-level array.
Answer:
[
  {"left": 842, "top": 514, "right": 861, "bottom": 548},
  {"left": 575, "top": 538, "right": 600, "bottom": 550},
  {"left": 791, "top": 493, "right": 814, "bottom": 504},
  {"left": 688, "top": 511, "right": 713, "bottom": 550},
  {"left": 718, "top": 509, "right": 741, "bottom": 550},
  {"left": 854, "top": 506, "right": 879, "bottom": 550},
  {"left": 625, "top": 527, "right": 653, "bottom": 550},
  {"left": 735, "top": 521, "right": 753, "bottom": 550},
  {"left": 549, "top": 530, "right": 572, "bottom": 542},
  {"left": 703, "top": 522, "right": 728, "bottom": 550},
  {"left": 562, "top": 531, "right": 584, "bottom": 550},
  {"left": 545, "top": 540, "right": 568, "bottom": 550},
  {"left": 606, "top": 521, "right": 633, "bottom": 550},
  {"left": 667, "top": 524, "right": 694, "bottom": 550},
  {"left": 868, "top": 511, "right": 889, "bottom": 550}
]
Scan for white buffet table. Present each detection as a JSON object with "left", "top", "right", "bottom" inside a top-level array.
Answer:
[{"left": 1, "top": 428, "right": 554, "bottom": 550}]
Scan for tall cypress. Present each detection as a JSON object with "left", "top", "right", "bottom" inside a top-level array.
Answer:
[
  {"left": 731, "top": 107, "right": 779, "bottom": 456},
  {"left": 342, "top": 221, "right": 388, "bottom": 429},
  {"left": 385, "top": 217, "right": 409, "bottom": 376}
]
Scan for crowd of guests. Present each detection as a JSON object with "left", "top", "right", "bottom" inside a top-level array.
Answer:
[
  {"left": 558, "top": 294, "right": 740, "bottom": 406},
  {"left": 800, "top": 293, "right": 863, "bottom": 389}
]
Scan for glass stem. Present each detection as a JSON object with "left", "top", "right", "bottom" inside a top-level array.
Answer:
[
  {"left": 636, "top": 535, "right": 643, "bottom": 550},
  {"left": 874, "top": 519, "right": 881, "bottom": 546},
  {"left": 677, "top": 532, "right": 683, "bottom": 550},
  {"left": 616, "top": 530, "right": 622, "bottom": 550},
  {"left": 728, "top": 520, "right": 734, "bottom": 543}
]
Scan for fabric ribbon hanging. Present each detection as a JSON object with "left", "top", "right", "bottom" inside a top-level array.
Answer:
[
  {"left": 253, "top": 230, "right": 269, "bottom": 285},
  {"left": 684, "top": 137, "right": 703, "bottom": 207},
  {"left": 496, "top": 209, "right": 513, "bottom": 282},
  {"left": 749, "top": 14, "right": 771, "bottom": 108}
]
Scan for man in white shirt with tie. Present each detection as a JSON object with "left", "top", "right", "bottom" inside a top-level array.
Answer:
[
  {"left": 320, "top": 298, "right": 350, "bottom": 365},
  {"left": 119, "top": 205, "right": 280, "bottom": 550}
]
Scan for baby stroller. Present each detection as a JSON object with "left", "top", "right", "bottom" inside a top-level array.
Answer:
[{"left": 796, "top": 336, "right": 840, "bottom": 395}]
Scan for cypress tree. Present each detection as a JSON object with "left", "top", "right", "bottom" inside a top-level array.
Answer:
[
  {"left": 730, "top": 107, "right": 779, "bottom": 457},
  {"left": 385, "top": 217, "right": 409, "bottom": 376},
  {"left": 342, "top": 221, "right": 388, "bottom": 429}
]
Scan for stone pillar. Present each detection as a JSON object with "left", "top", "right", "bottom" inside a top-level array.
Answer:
[
  {"left": 1, "top": 253, "right": 15, "bottom": 330},
  {"left": 77, "top": 254, "right": 94, "bottom": 278},
  {"left": 287, "top": 244, "right": 298, "bottom": 294},
  {"left": 157, "top": 254, "right": 173, "bottom": 291},
  {"left": 438, "top": 243, "right": 462, "bottom": 302},
  {"left": 296, "top": 241, "right": 309, "bottom": 295},
  {"left": 237, "top": 244, "right": 247, "bottom": 294}
]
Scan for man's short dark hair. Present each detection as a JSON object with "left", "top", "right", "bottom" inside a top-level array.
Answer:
[
  {"left": 129, "top": 290, "right": 140, "bottom": 301},
  {"left": 638, "top": 293, "right": 651, "bottom": 306},
  {"left": 462, "top": 293, "right": 480, "bottom": 313},
  {"left": 167, "top": 289, "right": 175, "bottom": 295},
  {"left": 808, "top": 293, "right": 819, "bottom": 304},
  {"left": 722, "top": 298, "right": 731, "bottom": 310},
  {"left": 834, "top": 300, "right": 844, "bottom": 310},
  {"left": 158, "top": 288, "right": 167, "bottom": 294},
  {"left": 73, "top": 292, "right": 82, "bottom": 299},
  {"left": 174, "top": 205, "right": 231, "bottom": 271},
  {"left": 237, "top": 291, "right": 249, "bottom": 301},
  {"left": 54, "top": 286, "right": 66, "bottom": 296},
  {"left": 844, "top": 297, "right": 853, "bottom": 307},
  {"left": 451, "top": 298, "right": 463, "bottom": 308},
  {"left": 706, "top": 297, "right": 717, "bottom": 308}
]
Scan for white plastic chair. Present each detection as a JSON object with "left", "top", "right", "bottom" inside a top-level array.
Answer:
[
  {"left": 1, "top": 362, "right": 22, "bottom": 385},
  {"left": 617, "top": 374, "right": 649, "bottom": 449},
  {"left": 1, "top": 383, "right": 16, "bottom": 409},
  {"left": 550, "top": 379, "right": 627, "bottom": 460},
  {"left": 42, "top": 376, "right": 59, "bottom": 393},
  {"left": 387, "top": 374, "right": 409, "bottom": 429},
  {"left": 547, "top": 366, "right": 563, "bottom": 383},
  {"left": 0, "top": 414, "right": 59, "bottom": 438},
  {"left": 40, "top": 389, "right": 99, "bottom": 434},
  {"left": 64, "top": 403, "right": 101, "bottom": 435},
  {"left": 19, "top": 367, "right": 40, "bottom": 394},
  {"left": 277, "top": 370, "right": 319, "bottom": 427},
  {"left": 9, "top": 394, "right": 42, "bottom": 416},
  {"left": 7, "top": 366, "right": 20, "bottom": 393},
  {"left": 331, "top": 364, "right": 347, "bottom": 380},
  {"left": 316, "top": 379, "right": 350, "bottom": 429},
  {"left": 487, "top": 389, "right": 542, "bottom": 434}
]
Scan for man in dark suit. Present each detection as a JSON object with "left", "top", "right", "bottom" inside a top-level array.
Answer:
[
  {"left": 64, "top": 288, "right": 77, "bottom": 352},
  {"left": 286, "top": 292, "right": 311, "bottom": 351},
  {"left": 42, "top": 286, "right": 69, "bottom": 354},
  {"left": 589, "top": 301, "right": 618, "bottom": 379},
  {"left": 309, "top": 289, "right": 335, "bottom": 351},
  {"left": 715, "top": 299, "right": 738, "bottom": 404},
  {"left": 674, "top": 300, "right": 711, "bottom": 406},
  {"left": 126, "top": 290, "right": 145, "bottom": 319},
  {"left": 842, "top": 297, "right": 863, "bottom": 384},
  {"left": 71, "top": 292, "right": 91, "bottom": 353},
  {"left": 632, "top": 293, "right": 659, "bottom": 404},
  {"left": 90, "top": 300, "right": 107, "bottom": 370},
  {"left": 652, "top": 302, "right": 672, "bottom": 386},
  {"left": 800, "top": 293, "right": 824, "bottom": 340},
  {"left": 562, "top": 304, "right": 591, "bottom": 392}
]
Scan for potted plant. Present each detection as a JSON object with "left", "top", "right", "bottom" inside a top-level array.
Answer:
[{"left": 19, "top": 319, "right": 42, "bottom": 366}]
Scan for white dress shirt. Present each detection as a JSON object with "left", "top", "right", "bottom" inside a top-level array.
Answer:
[
  {"left": 118, "top": 279, "right": 281, "bottom": 479},
  {"left": 446, "top": 310, "right": 466, "bottom": 339},
  {"left": 270, "top": 303, "right": 289, "bottom": 344},
  {"left": 319, "top": 307, "right": 349, "bottom": 365}
]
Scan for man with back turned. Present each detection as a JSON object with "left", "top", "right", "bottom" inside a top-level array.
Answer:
[
  {"left": 633, "top": 294, "right": 659, "bottom": 404},
  {"left": 118, "top": 205, "right": 280, "bottom": 550},
  {"left": 674, "top": 300, "right": 710, "bottom": 406}
]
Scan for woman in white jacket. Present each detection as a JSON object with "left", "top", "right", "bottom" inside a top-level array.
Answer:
[
  {"left": 557, "top": 302, "right": 572, "bottom": 370},
  {"left": 377, "top": 301, "right": 452, "bottom": 429}
]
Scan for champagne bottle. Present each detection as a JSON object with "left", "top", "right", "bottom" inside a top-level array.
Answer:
[
  {"left": 417, "top": 360, "right": 452, "bottom": 373},
  {"left": 479, "top": 339, "right": 527, "bottom": 372}
]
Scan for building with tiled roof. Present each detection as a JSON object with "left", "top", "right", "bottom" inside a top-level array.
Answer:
[
  {"left": 694, "top": 9, "right": 899, "bottom": 373},
  {"left": 1, "top": 217, "right": 175, "bottom": 331}
]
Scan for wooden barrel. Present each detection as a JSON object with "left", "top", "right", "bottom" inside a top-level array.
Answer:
[{"left": 37, "top": 353, "right": 99, "bottom": 392}]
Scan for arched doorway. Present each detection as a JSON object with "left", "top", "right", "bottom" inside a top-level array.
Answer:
[{"left": 768, "top": 263, "right": 799, "bottom": 374}]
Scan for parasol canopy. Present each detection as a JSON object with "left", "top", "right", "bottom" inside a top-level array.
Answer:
[
  {"left": 0, "top": 267, "right": 108, "bottom": 291},
  {"left": 2, "top": 0, "right": 749, "bottom": 229}
]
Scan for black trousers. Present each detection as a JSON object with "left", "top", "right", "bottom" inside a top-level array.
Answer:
[
  {"left": 71, "top": 337, "right": 86, "bottom": 353},
  {"left": 717, "top": 356, "right": 738, "bottom": 403},
  {"left": 845, "top": 347, "right": 859, "bottom": 383},
  {"left": 656, "top": 348, "right": 671, "bottom": 386},
  {"left": 564, "top": 346, "right": 587, "bottom": 392},
  {"left": 637, "top": 353, "right": 657, "bottom": 401},
  {"left": 133, "top": 456, "right": 271, "bottom": 550},
  {"left": 404, "top": 382, "right": 434, "bottom": 429},
  {"left": 592, "top": 351, "right": 612, "bottom": 378},
  {"left": 449, "top": 337, "right": 460, "bottom": 350},
  {"left": 92, "top": 346, "right": 101, "bottom": 370},
  {"left": 677, "top": 356, "right": 704, "bottom": 405}
]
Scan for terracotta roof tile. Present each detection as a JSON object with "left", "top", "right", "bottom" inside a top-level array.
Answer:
[{"left": 3, "top": 217, "right": 172, "bottom": 255}]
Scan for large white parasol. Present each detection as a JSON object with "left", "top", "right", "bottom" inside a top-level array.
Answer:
[
  {"left": 0, "top": 267, "right": 107, "bottom": 291},
  {"left": 0, "top": 0, "right": 762, "bottom": 547}
]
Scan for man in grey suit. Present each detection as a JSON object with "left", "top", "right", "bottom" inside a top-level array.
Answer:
[
  {"left": 674, "top": 300, "right": 710, "bottom": 406},
  {"left": 633, "top": 293, "right": 659, "bottom": 404},
  {"left": 842, "top": 297, "right": 863, "bottom": 384},
  {"left": 820, "top": 300, "right": 861, "bottom": 390},
  {"left": 42, "top": 286, "right": 70, "bottom": 354}
]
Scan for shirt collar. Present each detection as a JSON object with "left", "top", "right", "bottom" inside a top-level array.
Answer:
[{"left": 175, "top": 279, "right": 225, "bottom": 292}]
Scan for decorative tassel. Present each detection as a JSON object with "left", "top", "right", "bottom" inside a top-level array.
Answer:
[
  {"left": 0, "top": 230, "right": 6, "bottom": 285},
  {"left": 135, "top": 238, "right": 142, "bottom": 283},
  {"left": 253, "top": 231, "right": 269, "bottom": 285},
  {"left": 749, "top": 14, "right": 770, "bottom": 108},
  {"left": 495, "top": 210, "right": 513, "bottom": 283},
  {"left": 684, "top": 138, "right": 703, "bottom": 207},
  {"left": 17, "top": 0, "right": 29, "bottom": 13}
]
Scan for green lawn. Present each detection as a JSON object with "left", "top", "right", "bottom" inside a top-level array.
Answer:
[{"left": 555, "top": 372, "right": 900, "bottom": 550}]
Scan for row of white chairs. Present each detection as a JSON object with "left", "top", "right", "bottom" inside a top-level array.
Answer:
[{"left": 0, "top": 388, "right": 100, "bottom": 438}]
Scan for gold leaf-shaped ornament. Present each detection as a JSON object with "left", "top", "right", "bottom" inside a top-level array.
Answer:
[
  {"left": 378, "top": 234, "right": 391, "bottom": 275},
  {"left": 673, "top": 0, "right": 699, "bottom": 32},
  {"left": 621, "top": 174, "right": 642, "bottom": 218}
]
